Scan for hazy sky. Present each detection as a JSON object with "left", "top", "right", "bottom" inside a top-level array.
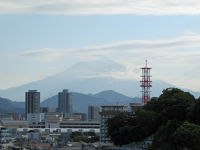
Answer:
[{"left": 1, "top": 0, "right": 200, "bottom": 92}]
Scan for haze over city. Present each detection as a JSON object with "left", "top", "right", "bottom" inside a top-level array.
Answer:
[
  {"left": 2, "top": 1, "right": 200, "bottom": 150},
  {"left": 0, "top": 0, "right": 200, "bottom": 94}
]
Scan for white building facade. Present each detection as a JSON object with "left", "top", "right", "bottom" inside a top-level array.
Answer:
[{"left": 27, "top": 113, "right": 41, "bottom": 124}]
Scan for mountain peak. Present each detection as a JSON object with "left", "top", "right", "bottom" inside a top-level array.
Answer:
[
  {"left": 66, "top": 59, "right": 126, "bottom": 73},
  {"left": 95, "top": 90, "right": 120, "bottom": 95},
  {"left": 94, "top": 90, "right": 132, "bottom": 102},
  {"left": 0, "top": 59, "right": 199, "bottom": 101}
]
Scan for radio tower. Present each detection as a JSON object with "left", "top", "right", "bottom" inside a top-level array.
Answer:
[{"left": 140, "top": 60, "right": 152, "bottom": 104}]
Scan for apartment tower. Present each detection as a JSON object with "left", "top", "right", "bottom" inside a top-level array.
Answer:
[
  {"left": 25, "top": 90, "right": 40, "bottom": 119},
  {"left": 58, "top": 89, "right": 72, "bottom": 118},
  {"left": 88, "top": 105, "right": 100, "bottom": 121}
]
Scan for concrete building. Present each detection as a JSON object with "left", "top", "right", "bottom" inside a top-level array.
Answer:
[
  {"left": 40, "top": 107, "right": 57, "bottom": 113},
  {"left": 45, "top": 113, "right": 61, "bottom": 128},
  {"left": 0, "top": 113, "right": 22, "bottom": 121},
  {"left": 58, "top": 89, "right": 72, "bottom": 118},
  {"left": 27, "top": 130, "right": 40, "bottom": 140},
  {"left": 72, "top": 113, "right": 87, "bottom": 121},
  {"left": 88, "top": 105, "right": 100, "bottom": 121},
  {"left": 0, "top": 120, "right": 29, "bottom": 128},
  {"left": 130, "top": 103, "right": 143, "bottom": 113},
  {"left": 59, "top": 121, "right": 99, "bottom": 129},
  {"left": 25, "top": 90, "right": 40, "bottom": 119},
  {"left": 27, "top": 113, "right": 42, "bottom": 124},
  {"left": 0, "top": 114, "right": 13, "bottom": 121},
  {"left": 99, "top": 105, "right": 129, "bottom": 143},
  {"left": 0, "top": 127, "right": 13, "bottom": 149}
]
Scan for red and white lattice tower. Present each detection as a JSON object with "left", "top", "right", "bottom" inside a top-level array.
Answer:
[{"left": 140, "top": 60, "right": 152, "bottom": 104}]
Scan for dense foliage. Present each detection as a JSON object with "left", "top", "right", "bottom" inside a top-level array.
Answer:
[
  {"left": 70, "top": 131, "right": 99, "bottom": 143},
  {"left": 107, "top": 88, "right": 200, "bottom": 149}
]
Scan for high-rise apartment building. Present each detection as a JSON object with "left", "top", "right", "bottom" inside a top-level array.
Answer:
[
  {"left": 25, "top": 90, "right": 41, "bottom": 124},
  {"left": 88, "top": 105, "right": 100, "bottom": 121},
  {"left": 58, "top": 89, "right": 72, "bottom": 118},
  {"left": 25, "top": 90, "right": 40, "bottom": 117}
]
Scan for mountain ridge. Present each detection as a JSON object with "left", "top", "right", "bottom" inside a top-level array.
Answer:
[
  {"left": 0, "top": 90, "right": 141, "bottom": 114},
  {"left": 41, "top": 90, "right": 141, "bottom": 113},
  {"left": 0, "top": 88, "right": 199, "bottom": 114},
  {"left": 0, "top": 97, "right": 24, "bottom": 114}
]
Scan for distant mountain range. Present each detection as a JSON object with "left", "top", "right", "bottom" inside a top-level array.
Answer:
[
  {"left": 0, "top": 59, "right": 199, "bottom": 102},
  {"left": 41, "top": 90, "right": 141, "bottom": 113},
  {"left": 1, "top": 88, "right": 200, "bottom": 114},
  {"left": 0, "top": 97, "right": 24, "bottom": 114},
  {"left": 0, "top": 90, "right": 141, "bottom": 114}
]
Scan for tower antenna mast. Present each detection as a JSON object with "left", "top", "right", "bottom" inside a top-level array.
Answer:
[{"left": 140, "top": 60, "right": 152, "bottom": 104}]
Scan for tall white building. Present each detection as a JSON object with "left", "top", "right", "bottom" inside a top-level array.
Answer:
[{"left": 99, "top": 105, "right": 128, "bottom": 143}]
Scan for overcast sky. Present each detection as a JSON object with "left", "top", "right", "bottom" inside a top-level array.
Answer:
[{"left": 1, "top": 0, "right": 200, "bottom": 92}]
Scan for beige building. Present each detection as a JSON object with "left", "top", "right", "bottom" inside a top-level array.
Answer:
[
  {"left": 45, "top": 113, "right": 62, "bottom": 128},
  {"left": 129, "top": 103, "right": 143, "bottom": 113}
]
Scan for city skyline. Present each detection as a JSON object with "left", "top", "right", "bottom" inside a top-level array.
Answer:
[{"left": 1, "top": 1, "right": 200, "bottom": 93}]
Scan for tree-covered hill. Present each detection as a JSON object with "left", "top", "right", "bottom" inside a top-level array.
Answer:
[{"left": 107, "top": 88, "right": 200, "bottom": 150}]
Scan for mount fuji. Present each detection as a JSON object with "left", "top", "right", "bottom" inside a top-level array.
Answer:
[{"left": 0, "top": 59, "right": 199, "bottom": 102}]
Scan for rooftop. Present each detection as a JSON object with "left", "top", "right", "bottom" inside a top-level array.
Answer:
[{"left": 101, "top": 105, "right": 128, "bottom": 108}]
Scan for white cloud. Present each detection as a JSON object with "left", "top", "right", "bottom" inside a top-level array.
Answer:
[
  {"left": 1, "top": 0, "right": 200, "bottom": 15},
  {"left": 22, "top": 33, "right": 200, "bottom": 61},
  {"left": 22, "top": 48, "right": 68, "bottom": 62}
]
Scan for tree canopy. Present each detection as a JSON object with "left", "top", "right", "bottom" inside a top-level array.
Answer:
[{"left": 106, "top": 88, "right": 200, "bottom": 149}]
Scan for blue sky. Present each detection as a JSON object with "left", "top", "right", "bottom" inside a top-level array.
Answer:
[
  {"left": 1, "top": 0, "right": 200, "bottom": 92},
  {"left": 1, "top": 14, "right": 200, "bottom": 50}
]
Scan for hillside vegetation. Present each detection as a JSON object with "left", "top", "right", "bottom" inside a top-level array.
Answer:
[{"left": 107, "top": 88, "right": 200, "bottom": 150}]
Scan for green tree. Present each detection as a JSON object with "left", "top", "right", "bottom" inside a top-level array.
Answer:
[
  {"left": 151, "top": 120, "right": 183, "bottom": 150},
  {"left": 133, "top": 109, "right": 157, "bottom": 141},
  {"left": 143, "top": 88, "right": 195, "bottom": 128},
  {"left": 106, "top": 113, "right": 135, "bottom": 146},
  {"left": 107, "top": 88, "right": 199, "bottom": 148},
  {"left": 188, "top": 98, "right": 200, "bottom": 125},
  {"left": 172, "top": 121, "right": 200, "bottom": 150},
  {"left": 70, "top": 131, "right": 99, "bottom": 143}
]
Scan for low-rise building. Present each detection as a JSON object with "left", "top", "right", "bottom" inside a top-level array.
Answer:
[
  {"left": 60, "top": 121, "right": 99, "bottom": 129},
  {"left": 45, "top": 113, "right": 61, "bottom": 128},
  {"left": 0, "top": 127, "right": 13, "bottom": 149},
  {"left": 0, "top": 113, "right": 22, "bottom": 121},
  {"left": 40, "top": 107, "right": 57, "bottom": 113},
  {"left": 130, "top": 103, "right": 143, "bottom": 113},
  {"left": 27, "top": 113, "right": 41, "bottom": 124},
  {"left": 27, "top": 130, "right": 40, "bottom": 140},
  {"left": 72, "top": 113, "right": 87, "bottom": 121},
  {"left": 1, "top": 120, "right": 29, "bottom": 128}
]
